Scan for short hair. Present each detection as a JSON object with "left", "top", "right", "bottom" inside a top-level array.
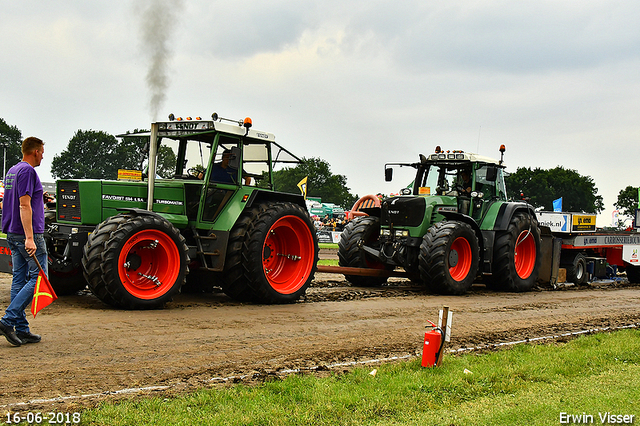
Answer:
[{"left": 22, "top": 137, "right": 44, "bottom": 155}]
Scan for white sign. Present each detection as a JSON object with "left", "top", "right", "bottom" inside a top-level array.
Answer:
[{"left": 537, "top": 212, "right": 570, "bottom": 233}]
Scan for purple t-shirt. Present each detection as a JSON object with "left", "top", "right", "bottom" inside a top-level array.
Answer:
[{"left": 2, "top": 161, "right": 45, "bottom": 235}]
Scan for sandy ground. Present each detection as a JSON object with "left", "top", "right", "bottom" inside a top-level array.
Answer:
[{"left": 1, "top": 270, "right": 639, "bottom": 410}]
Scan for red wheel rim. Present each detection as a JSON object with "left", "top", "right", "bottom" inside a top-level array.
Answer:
[
  {"left": 449, "top": 237, "right": 472, "bottom": 281},
  {"left": 262, "top": 215, "right": 315, "bottom": 294},
  {"left": 514, "top": 230, "right": 536, "bottom": 279},
  {"left": 118, "top": 229, "right": 181, "bottom": 299}
]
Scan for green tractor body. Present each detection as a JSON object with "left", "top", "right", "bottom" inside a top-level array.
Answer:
[
  {"left": 46, "top": 114, "right": 318, "bottom": 308},
  {"left": 338, "top": 147, "right": 542, "bottom": 294}
]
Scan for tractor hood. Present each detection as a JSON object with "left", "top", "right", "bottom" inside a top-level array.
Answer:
[{"left": 381, "top": 195, "right": 458, "bottom": 235}]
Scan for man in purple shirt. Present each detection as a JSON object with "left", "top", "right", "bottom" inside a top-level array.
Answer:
[{"left": 0, "top": 137, "right": 48, "bottom": 347}]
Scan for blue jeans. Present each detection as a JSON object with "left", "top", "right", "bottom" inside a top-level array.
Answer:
[{"left": 1, "top": 233, "right": 48, "bottom": 334}]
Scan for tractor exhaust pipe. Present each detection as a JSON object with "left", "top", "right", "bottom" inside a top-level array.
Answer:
[{"left": 147, "top": 122, "right": 159, "bottom": 211}]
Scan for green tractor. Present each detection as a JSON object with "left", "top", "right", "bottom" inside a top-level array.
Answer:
[
  {"left": 45, "top": 113, "right": 318, "bottom": 308},
  {"left": 338, "top": 145, "right": 541, "bottom": 294}
]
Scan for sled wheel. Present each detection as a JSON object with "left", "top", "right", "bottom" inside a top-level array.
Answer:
[
  {"left": 561, "top": 252, "right": 588, "bottom": 285},
  {"left": 490, "top": 212, "right": 541, "bottom": 292},
  {"left": 100, "top": 213, "right": 188, "bottom": 309},
  {"left": 244, "top": 202, "right": 318, "bottom": 303},
  {"left": 337, "top": 216, "right": 392, "bottom": 286},
  {"left": 419, "top": 221, "right": 479, "bottom": 295}
]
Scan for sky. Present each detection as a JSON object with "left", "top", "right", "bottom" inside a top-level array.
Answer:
[{"left": 1, "top": 0, "right": 639, "bottom": 227}]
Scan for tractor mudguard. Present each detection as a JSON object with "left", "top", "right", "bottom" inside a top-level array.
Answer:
[
  {"left": 246, "top": 189, "right": 306, "bottom": 210},
  {"left": 437, "top": 211, "right": 485, "bottom": 259},
  {"left": 493, "top": 202, "right": 537, "bottom": 231}
]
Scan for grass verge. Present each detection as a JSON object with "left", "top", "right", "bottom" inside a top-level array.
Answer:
[
  {"left": 318, "top": 243, "right": 339, "bottom": 249},
  {"left": 80, "top": 329, "right": 640, "bottom": 425}
]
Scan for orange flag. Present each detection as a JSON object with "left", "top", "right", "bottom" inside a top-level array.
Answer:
[{"left": 31, "top": 269, "right": 57, "bottom": 317}]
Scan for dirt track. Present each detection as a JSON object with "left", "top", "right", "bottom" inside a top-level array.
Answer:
[{"left": 1, "top": 270, "right": 640, "bottom": 410}]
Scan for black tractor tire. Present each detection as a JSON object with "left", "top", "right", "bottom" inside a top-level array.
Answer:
[
  {"left": 82, "top": 215, "right": 129, "bottom": 306},
  {"left": 490, "top": 212, "right": 542, "bottom": 292},
  {"left": 418, "top": 221, "right": 480, "bottom": 295},
  {"left": 561, "top": 252, "right": 588, "bottom": 285},
  {"left": 222, "top": 202, "right": 318, "bottom": 304},
  {"left": 220, "top": 204, "right": 264, "bottom": 302},
  {"left": 626, "top": 264, "right": 640, "bottom": 283},
  {"left": 337, "top": 216, "right": 392, "bottom": 287},
  {"left": 86, "top": 213, "right": 189, "bottom": 309}
]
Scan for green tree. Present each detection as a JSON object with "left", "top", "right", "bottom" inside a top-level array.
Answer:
[
  {"left": 0, "top": 117, "right": 24, "bottom": 177},
  {"left": 505, "top": 166, "right": 604, "bottom": 213},
  {"left": 51, "top": 130, "right": 121, "bottom": 179},
  {"left": 614, "top": 186, "right": 639, "bottom": 217},
  {"left": 273, "top": 157, "right": 358, "bottom": 209}
]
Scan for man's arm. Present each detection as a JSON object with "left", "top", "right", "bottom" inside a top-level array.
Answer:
[{"left": 19, "top": 194, "right": 36, "bottom": 256}]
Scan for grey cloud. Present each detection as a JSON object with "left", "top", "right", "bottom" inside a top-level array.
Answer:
[{"left": 340, "top": 2, "right": 640, "bottom": 74}]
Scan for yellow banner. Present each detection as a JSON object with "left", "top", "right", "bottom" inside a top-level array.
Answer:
[{"left": 297, "top": 176, "right": 308, "bottom": 199}]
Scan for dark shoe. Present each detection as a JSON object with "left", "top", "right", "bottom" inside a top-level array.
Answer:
[
  {"left": 16, "top": 331, "right": 41, "bottom": 344},
  {"left": 0, "top": 321, "right": 22, "bottom": 346}
]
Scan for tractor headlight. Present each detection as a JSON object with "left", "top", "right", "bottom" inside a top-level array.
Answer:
[
  {"left": 395, "top": 230, "right": 409, "bottom": 238},
  {"left": 381, "top": 229, "right": 391, "bottom": 236}
]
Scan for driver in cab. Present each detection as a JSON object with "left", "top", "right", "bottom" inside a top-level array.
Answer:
[
  {"left": 210, "top": 149, "right": 251, "bottom": 185},
  {"left": 459, "top": 169, "right": 472, "bottom": 194}
]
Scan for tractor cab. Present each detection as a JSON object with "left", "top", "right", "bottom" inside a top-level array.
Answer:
[{"left": 413, "top": 150, "right": 507, "bottom": 220}]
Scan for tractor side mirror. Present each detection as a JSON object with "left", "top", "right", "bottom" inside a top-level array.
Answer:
[
  {"left": 385, "top": 167, "right": 393, "bottom": 182},
  {"left": 486, "top": 166, "right": 498, "bottom": 182},
  {"left": 229, "top": 146, "right": 241, "bottom": 170}
]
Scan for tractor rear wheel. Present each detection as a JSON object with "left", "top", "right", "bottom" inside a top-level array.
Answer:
[
  {"left": 338, "top": 216, "right": 393, "bottom": 287},
  {"left": 243, "top": 202, "right": 318, "bottom": 303},
  {"left": 490, "top": 212, "right": 541, "bottom": 292},
  {"left": 222, "top": 202, "right": 317, "bottom": 303},
  {"left": 85, "top": 213, "right": 189, "bottom": 309},
  {"left": 418, "top": 221, "right": 479, "bottom": 295},
  {"left": 220, "top": 204, "right": 264, "bottom": 302}
]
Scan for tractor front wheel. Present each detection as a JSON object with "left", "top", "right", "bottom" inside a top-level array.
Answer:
[
  {"left": 84, "top": 213, "right": 189, "bottom": 309},
  {"left": 490, "top": 212, "right": 541, "bottom": 292},
  {"left": 338, "top": 216, "right": 393, "bottom": 287},
  {"left": 419, "top": 221, "right": 480, "bottom": 295}
]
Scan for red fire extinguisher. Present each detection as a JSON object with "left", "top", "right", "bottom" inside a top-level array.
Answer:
[{"left": 422, "top": 320, "right": 445, "bottom": 367}]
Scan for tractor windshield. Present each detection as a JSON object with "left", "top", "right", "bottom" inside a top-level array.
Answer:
[
  {"left": 416, "top": 163, "right": 470, "bottom": 196},
  {"left": 161, "top": 138, "right": 213, "bottom": 179}
]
